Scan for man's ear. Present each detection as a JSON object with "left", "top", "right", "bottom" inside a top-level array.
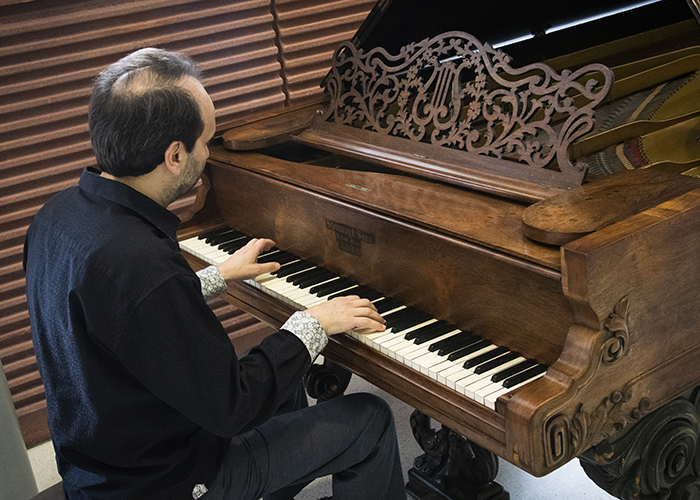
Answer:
[{"left": 163, "top": 141, "right": 184, "bottom": 175}]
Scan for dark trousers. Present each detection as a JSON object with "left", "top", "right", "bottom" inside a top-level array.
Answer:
[{"left": 203, "top": 383, "right": 406, "bottom": 500}]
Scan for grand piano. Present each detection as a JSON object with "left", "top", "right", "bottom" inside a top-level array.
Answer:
[{"left": 179, "top": 0, "right": 700, "bottom": 498}]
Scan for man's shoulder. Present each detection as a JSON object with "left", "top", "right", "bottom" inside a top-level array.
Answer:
[{"left": 32, "top": 185, "right": 80, "bottom": 221}]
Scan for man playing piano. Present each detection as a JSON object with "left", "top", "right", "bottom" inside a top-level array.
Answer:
[{"left": 23, "top": 48, "right": 405, "bottom": 500}]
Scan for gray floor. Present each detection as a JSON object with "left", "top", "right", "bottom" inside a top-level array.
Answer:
[
  {"left": 28, "top": 368, "right": 615, "bottom": 500},
  {"left": 294, "top": 371, "right": 615, "bottom": 500}
]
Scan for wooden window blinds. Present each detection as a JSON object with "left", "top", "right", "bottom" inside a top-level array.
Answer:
[{"left": 0, "top": 0, "right": 376, "bottom": 446}]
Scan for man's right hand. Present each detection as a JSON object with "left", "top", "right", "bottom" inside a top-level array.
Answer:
[{"left": 305, "top": 296, "right": 386, "bottom": 336}]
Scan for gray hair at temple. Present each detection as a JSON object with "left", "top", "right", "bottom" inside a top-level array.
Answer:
[{"left": 88, "top": 48, "right": 204, "bottom": 177}]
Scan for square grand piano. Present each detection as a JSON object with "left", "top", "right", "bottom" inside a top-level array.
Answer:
[{"left": 179, "top": 0, "right": 700, "bottom": 498}]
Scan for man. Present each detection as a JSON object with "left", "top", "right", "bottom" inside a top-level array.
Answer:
[{"left": 23, "top": 48, "right": 406, "bottom": 500}]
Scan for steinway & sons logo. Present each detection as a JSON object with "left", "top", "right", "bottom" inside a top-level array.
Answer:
[{"left": 326, "top": 219, "right": 375, "bottom": 256}]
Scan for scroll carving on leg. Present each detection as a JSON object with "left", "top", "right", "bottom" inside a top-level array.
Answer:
[
  {"left": 303, "top": 359, "right": 352, "bottom": 402},
  {"left": 579, "top": 388, "right": 700, "bottom": 500},
  {"left": 406, "top": 410, "right": 509, "bottom": 500},
  {"left": 543, "top": 297, "right": 645, "bottom": 470}
]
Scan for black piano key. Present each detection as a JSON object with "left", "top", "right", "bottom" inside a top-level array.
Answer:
[
  {"left": 220, "top": 236, "right": 252, "bottom": 253},
  {"left": 286, "top": 266, "right": 321, "bottom": 283},
  {"left": 271, "top": 253, "right": 301, "bottom": 266},
  {"left": 209, "top": 231, "right": 247, "bottom": 248},
  {"left": 463, "top": 346, "right": 509, "bottom": 369},
  {"left": 410, "top": 321, "right": 455, "bottom": 343},
  {"left": 371, "top": 297, "right": 402, "bottom": 314},
  {"left": 383, "top": 306, "right": 419, "bottom": 325},
  {"left": 329, "top": 285, "right": 383, "bottom": 301},
  {"left": 275, "top": 261, "right": 314, "bottom": 277},
  {"left": 445, "top": 338, "right": 490, "bottom": 361},
  {"left": 329, "top": 285, "right": 360, "bottom": 298},
  {"left": 490, "top": 359, "right": 538, "bottom": 383},
  {"left": 258, "top": 252, "right": 298, "bottom": 265},
  {"left": 255, "top": 248, "right": 278, "bottom": 259},
  {"left": 291, "top": 267, "right": 333, "bottom": 286},
  {"left": 199, "top": 227, "right": 233, "bottom": 241},
  {"left": 474, "top": 351, "right": 521, "bottom": 375},
  {"left": 257, "top": 247, "right": 279, "bottom": 257},
  {"left": 312, "top": 277, "right": 356, "bottom": 296},
  {"left": 209, "top": 230, "right": 245, "bottom": 245},
  {"left": 355, "top": 287, "right": 385, "bottom": 301},
  {"left": 436, "top": 333, "right": 482, "bottom": 356},
  {"left": 284, "top": 266, "right": 323, "bottom": 283},
  {"left": 309, "top": 277, "right": 342, "bottom": 295},
  {"left": 391, "top": 312, "right": 433, "bottom": 333},
  {"left": 428, "top": 331, "right": 473, "bottom": 352},
  {"left": 502, "top": 364, "right": 548, "bottom": 388},
  {"left": 294, "top": 269, "right": 336, "bottom": 288}
]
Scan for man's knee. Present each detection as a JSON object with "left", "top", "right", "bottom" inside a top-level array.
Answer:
[{"left": 343, "top": 392, "right": 396, "bottom": 431}]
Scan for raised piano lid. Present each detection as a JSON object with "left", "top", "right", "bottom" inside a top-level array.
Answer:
[
  {"left": 282, "top": 0, "right": 699, "bottom": 203},
  {"left": 352, "top": 0, "right": 698, "bottom": 63}
]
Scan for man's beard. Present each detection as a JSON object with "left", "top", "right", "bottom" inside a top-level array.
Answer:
[{"left": 164, "top": 153, "right": 204, "bottom": 207}]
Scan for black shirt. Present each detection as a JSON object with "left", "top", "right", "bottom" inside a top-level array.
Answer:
[{"left": 23, "top": 168, "right": 311, "bottom": 499}]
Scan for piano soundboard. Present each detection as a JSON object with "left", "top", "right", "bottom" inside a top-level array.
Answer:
[{"left": 180, "top": 227, "right": 547, "bottom": 411}]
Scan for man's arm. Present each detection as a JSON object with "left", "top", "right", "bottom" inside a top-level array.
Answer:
[
  {"left": 195, "top": 238, "right": 279, "bottom": 301},
  {"left": 195, "top": 238, "right": 385, "bottom": 359}
]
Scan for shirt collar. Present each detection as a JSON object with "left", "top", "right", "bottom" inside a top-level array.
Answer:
[{"left": 79, "top": 167, "right": 181, "bottom": 242}]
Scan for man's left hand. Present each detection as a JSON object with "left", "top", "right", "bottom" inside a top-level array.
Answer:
[{"left": 216, "top": 238, "right": 280, "bottom": 281}]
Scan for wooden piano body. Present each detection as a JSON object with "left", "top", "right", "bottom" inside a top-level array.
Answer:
[{"left": 180, "top": 0, "right": 700, "bottom": 497}]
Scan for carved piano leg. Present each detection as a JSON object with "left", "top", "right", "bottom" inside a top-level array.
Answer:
[
  {"left": 303, "top": 359, "right": 353, "bottom": 401},
  {"left": 579, "top": 389, "right": 700, "bottom": 499},
  {"left": 406, "top": 411, "right": 509, "bottom": 500}
]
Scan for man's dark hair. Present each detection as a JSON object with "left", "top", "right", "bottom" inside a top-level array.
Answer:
[{"left": 89, "top": 48, "right": 204, "bottom": 177}]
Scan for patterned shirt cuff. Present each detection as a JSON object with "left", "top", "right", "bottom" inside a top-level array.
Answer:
[
  {"left": 197, "top": 266, "right": 227, "bottom": 301},
  {"left": 282, "top": 311, "right": 328, "bottom": 361}
]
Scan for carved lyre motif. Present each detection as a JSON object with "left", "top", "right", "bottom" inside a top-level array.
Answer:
[{"left": 324, "top": 31, "right": 614, "bottom": 186}]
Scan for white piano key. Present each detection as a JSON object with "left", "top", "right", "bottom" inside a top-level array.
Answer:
[
  {"left": 484, "top": 372, "right": 547, "bottom": 410},
  {"left": 395, "top": 341, "right": 430, "bottom": 364},
  {"left": 355, "top": 329, "right": 395, "bottom": 347},
  {"left": 458, "top": 356, "right": 527, "bottom": 399},
  {"left": 444, "top": 345, "right": 499, "bottom": 390},
  {"left": 411, "top": 351, "right": 446, "bottom": 375},
  {"left": 368, "top": 329, "right": 426, "bottom": 361},
  {"left": 377, "top": 333, "right": 410, "bottom": 351},
  {"left": 438, "top": 363, "right": 470, "bottom": 388}
]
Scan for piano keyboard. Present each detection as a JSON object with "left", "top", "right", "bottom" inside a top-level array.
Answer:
[{"left": 180, "top": 227, "right": 547, "bottom": 410}]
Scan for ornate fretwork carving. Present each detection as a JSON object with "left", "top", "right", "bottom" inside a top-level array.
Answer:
[
  {"left": 579, "top": 392, "right": 700, "bottom": 500},
  {"left": 324, "top": 31, "right": 613, "bottom": 185},
  {"left": 602, "top": 296, "right": 631, "bottom": 364},
  {"left": 545, "top": 389, "right": 651, "bottom": 468}
]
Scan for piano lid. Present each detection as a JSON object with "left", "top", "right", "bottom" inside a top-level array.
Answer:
[{"left": 353, "top": 0, "right": 699, "bottom": 65}]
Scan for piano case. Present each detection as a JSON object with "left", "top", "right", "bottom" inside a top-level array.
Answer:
[{"left": 179, "top": 1, "right": 700, "bottom": 498}]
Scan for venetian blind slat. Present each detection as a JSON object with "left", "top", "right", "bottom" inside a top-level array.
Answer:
[{"left": 273, "top": 0, "right": 377, "bottom": 102}]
